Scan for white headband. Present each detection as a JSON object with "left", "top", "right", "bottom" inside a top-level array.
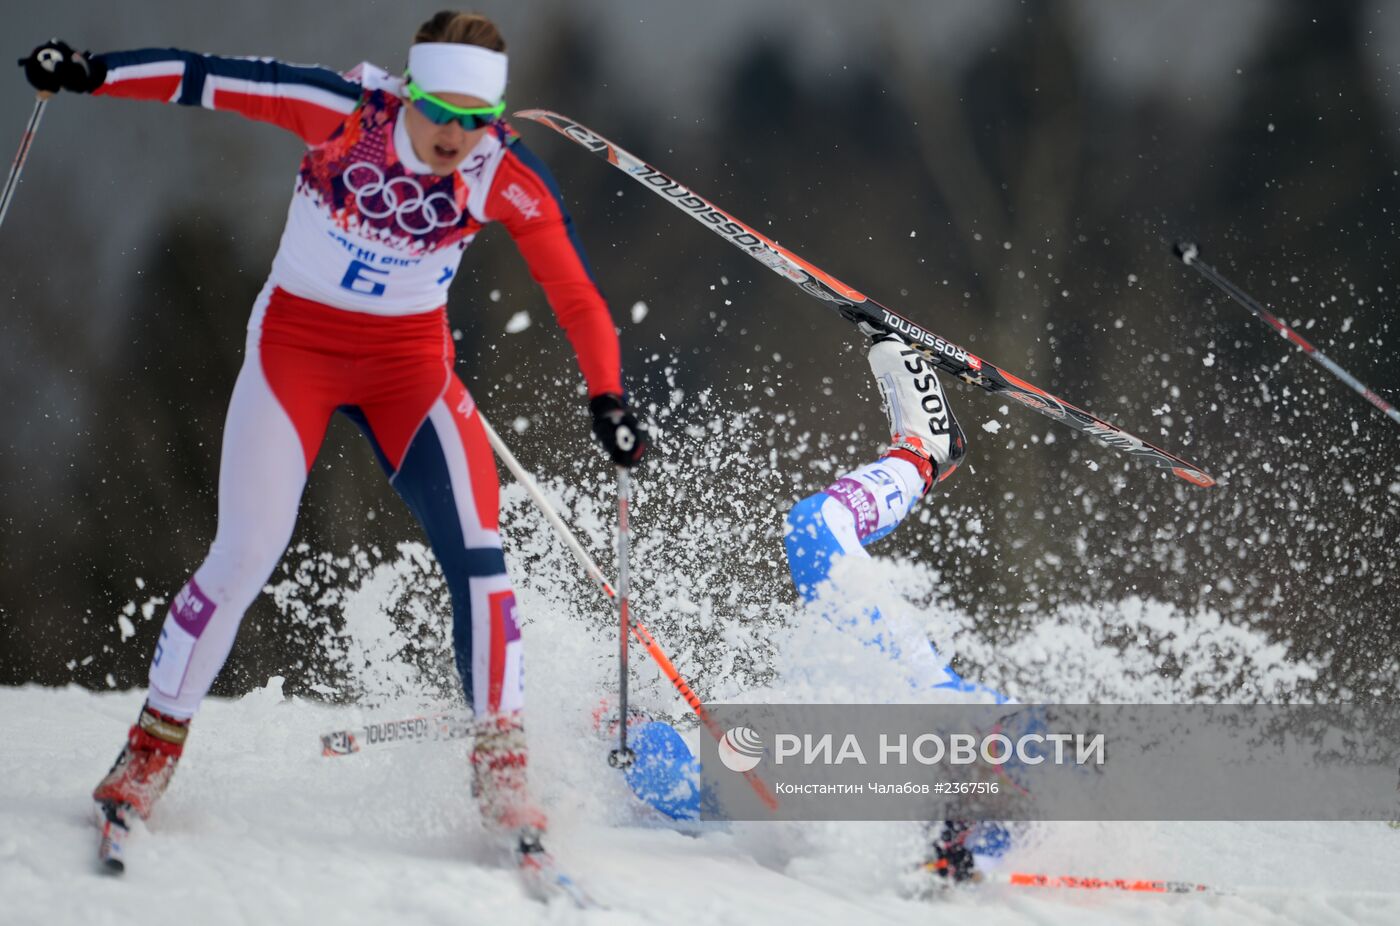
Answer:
[{"left": 407, "top": 42, "right": 508, "bottom": 102}]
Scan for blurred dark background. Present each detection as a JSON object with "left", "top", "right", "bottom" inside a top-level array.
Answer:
[{"left": 2, "top": 1, "right": 1397, "bottom": 700}]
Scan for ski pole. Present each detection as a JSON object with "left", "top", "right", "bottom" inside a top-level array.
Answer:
[
  {"left": 476, "top": 410, "right": 615, "bottom": 596},
  {"left": 0, "top": 92, "right": 52, "bottom": 234},
  {"left": 991, "top": 871, "right": 1212, "bottom": 894},
  {"left": 1175, "top": 241, "right": 1400, "bottom": 429},
  {"left": 475, "top": 410, "right": 779, "bottom": 811},
  {"left": 607, "top": 465, "right": 635, "bottom": 770}
]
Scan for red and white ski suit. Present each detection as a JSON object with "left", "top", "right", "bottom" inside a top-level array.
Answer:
[{"left": 93, "top": 48, "right": 623, "bottom": 720}]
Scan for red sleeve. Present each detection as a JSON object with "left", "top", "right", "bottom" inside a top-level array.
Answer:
[
  {"left": 93, "top": 48, "right": 362, "bottom": 146},
  {"left": 484, "top": 139, "right": 623, "bottom": 398}
]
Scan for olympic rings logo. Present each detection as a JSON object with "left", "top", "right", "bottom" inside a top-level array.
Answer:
[{"left": 342, "top": 161, "right": 463, "bottom": 234}]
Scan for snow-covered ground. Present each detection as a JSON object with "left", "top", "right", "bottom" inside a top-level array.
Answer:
[
  {"left": 6, "top": 398, "right": 1398, "bottom": 924},
  {"left": 3, "top": 684, "right": 1399, "bottom": 925}
]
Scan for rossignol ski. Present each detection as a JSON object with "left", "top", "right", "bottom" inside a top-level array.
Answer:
[
  {"left": 318, "top": 710, "right": 473, "bottom": 757},
  {"left": 515, "top": 109, "right": 1214, "bottom": 488}
]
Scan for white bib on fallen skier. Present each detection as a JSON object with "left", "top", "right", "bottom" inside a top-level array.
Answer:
[{"left": 868, "top": 338, "right": 965, "bottom": 471}]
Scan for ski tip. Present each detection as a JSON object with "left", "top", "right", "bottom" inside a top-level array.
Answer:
[
  {"left": 511, "top": 109, "right": 556, "bottom": 125},
  {"left": 1172, "top": 240, "right": 1200, "bottom": 265},
  {"left": 95, "top": 800, "right": 132, "bottom": 874},
  {"left": 1171, "top": 466, "right": 1216, "bottom": 488}
]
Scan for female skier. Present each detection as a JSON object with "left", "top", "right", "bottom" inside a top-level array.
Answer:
[
  {"left": 21, "top": 11, "right": 646, "bottom": 879},
  {"left": 620, "top": 328, "right": 1010, "bottom": 883}
]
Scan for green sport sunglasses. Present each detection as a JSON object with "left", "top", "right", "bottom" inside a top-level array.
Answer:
[{"left": 405, "top": 80, "right": 506, "bottom": 130}]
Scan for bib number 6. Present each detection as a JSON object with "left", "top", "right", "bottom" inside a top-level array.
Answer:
[{"left": 340, "top": 258, "right": 389, "bottom": 297}]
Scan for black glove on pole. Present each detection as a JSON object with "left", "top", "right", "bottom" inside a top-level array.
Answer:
[
  {"left": 590, "top": 394, "right": 648, "bottom": 468},
  {"left": 5, "top": 41, "right": 107, "bottom": 231},
  {"left": 20, "top": 40, "right": 107, "bottom": 94}
]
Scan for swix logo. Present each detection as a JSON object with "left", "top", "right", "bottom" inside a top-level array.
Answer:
[
  {"left": 502, "top": 183, "right": 542, "bottom": 220},
  {"left": 456, "top": 391, "right": 476, "bottom": 418}
]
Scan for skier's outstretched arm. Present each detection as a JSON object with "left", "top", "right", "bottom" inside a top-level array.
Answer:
[
  {"left": 485, "top": 134, "right": 646, "bottom": 466},
  {"left": 21, "top": 40, "right": 361, "bottom": 146}
]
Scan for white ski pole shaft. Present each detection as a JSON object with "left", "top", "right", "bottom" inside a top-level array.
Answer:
[
  {"left": 608, "top": 465, "right": 635, "bottom": 769},
  {"left": 475, "top": 410, "right": 617, "bottom": 598},
  {"left": 0, "top": 93, "right": 51, "bottom": 234}
]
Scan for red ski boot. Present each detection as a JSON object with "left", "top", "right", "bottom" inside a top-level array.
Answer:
[{"left": 93, "top": 702, "right": 190, "bottom": 820}]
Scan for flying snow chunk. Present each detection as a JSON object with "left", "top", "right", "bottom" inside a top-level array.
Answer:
[
  {"left": 118, "top": 615, "right": 136, "bottom": 642},
  {"left": 632, "top": 301, "right": 649, "bottom": 323},
  {"left": 505, "top": 311, "right": 531, "bottom": 333},
  {"left": 512, "top": 416, "right": 530, "bottom": 434},
  {"left": 982, "top": 420, "right": 1003, "bottom": 434},
  {"left": 489, "top": 289, "right": 502, "bottom": 303}
]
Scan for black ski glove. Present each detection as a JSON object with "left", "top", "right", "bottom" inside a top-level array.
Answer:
[
  {"left": 589, "top": 393, "right": 648, "bottom": 468},
  {"left": 19, "top": 40, "right": 107, "bottom": 94}
]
